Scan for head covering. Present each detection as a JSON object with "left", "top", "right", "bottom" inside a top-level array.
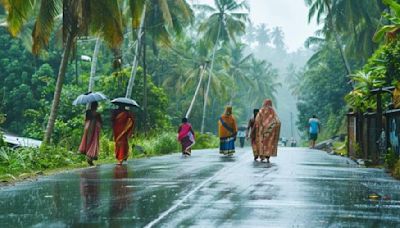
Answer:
[
  {"left": 182, "top": 117, "right": 188, "bottom": 123},
  {"left": 224, "top": 106, "right": 233, "bottom": 116},
  {"left": 263, "top": 99, "right": 272, "bottom": 108}
]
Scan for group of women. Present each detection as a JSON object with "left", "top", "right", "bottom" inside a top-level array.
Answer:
[
  {"left": 177, "top": 99, "right": 281, "bottom": 163},
  {"left": 78, "top": 102, "right": 135, "bottom": 166},
  {"left": 79, "top": 99, "right": 279, "bottom": 165}
]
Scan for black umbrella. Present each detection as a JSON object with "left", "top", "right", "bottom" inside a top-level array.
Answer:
[
  {"left": 73, "top": 92, "right": 108, "bottom": 105},
  {"left": 111, "top": 97, "right": 140, "bottom": 108}
]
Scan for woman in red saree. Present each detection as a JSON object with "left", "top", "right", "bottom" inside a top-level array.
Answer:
[
  {"left": 255, "top": 99, "right": 281, "bottom": 163},
  {"left": 178, "top": 117, "right": 195, "bottom": 156},
  {"left": 79, "top": 102, "right": 102, "bottom": 166},
  {"left": 112, "top": 105, "right": 135, "bottom": 165}
]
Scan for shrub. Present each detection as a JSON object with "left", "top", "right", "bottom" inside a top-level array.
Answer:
[
  {"left": 131, "top": 132, "right": 179, "bottom": 156},
  {"left": 393, "top": 160, "right": 400, "bottom": 179},
  {"left": 385, "top": 148, "right": 398, "bottom": 170},
  {"left": 193, "top": 132, "right": 219, "bottom": 150}
]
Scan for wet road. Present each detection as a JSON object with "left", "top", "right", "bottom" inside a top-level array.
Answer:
[{"left": 1, "top": 147, "right": 400, "bottom": 227}]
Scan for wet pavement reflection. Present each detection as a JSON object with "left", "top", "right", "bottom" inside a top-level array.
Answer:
[{"left": 1, "top": 148, "right": 400, "bottom": 227}]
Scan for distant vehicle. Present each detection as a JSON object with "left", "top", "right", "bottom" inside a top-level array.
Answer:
[{"left": 2, "top": 133, "right": 42, "bottom": 148}]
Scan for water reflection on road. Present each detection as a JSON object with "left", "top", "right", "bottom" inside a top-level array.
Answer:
[{"left": 1, "top": 148, "right": 400, "bottom": 227}]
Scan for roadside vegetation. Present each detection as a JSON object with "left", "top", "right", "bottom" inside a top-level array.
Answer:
[{"left": 0, "top": 132, "right": 219, "bottom": 182}]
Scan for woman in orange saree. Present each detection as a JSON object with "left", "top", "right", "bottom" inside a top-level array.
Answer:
[
  {"left": 79, "top": 102, "right": 102, "bottom": 166},
  {"left": 218, "top": 106, "right": 238, "bottom": 156},
  {"left": 112, "top": 105, "right": 135, "bottom": 165},
  {"left": 255, "top": 99, "right": 281, "bottom": 163}
]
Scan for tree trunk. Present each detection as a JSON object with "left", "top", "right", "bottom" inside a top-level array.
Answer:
[
  {"left": 201, "top": 20, "right": 222, "bottom": 133},
  {"left": 88, "top": 37, "right": 101, "bottom": 92},
  {"left": 43, "top": 33, "right": 74, "bottom": 144},
  {"left": 125, "top": 4, "right": 146, "bottom": 98},
  {"left": 75, "top": 44, "right": 78, "bottom": 84},
  {"left": 186, "top": 64, "right": 207, "bottom": 118},
  {"left": 143, "top": 25, "right": 148, "bottom": 133}
]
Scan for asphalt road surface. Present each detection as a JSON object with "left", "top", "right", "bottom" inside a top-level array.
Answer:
[{"left": 1, "top": 147, "right": 400, "bottom": 227}]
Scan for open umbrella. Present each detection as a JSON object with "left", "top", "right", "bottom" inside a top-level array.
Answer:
[
  {"left": 111, "top": 97, "right": 140, "bottom": 108},
  {"left": 73, "top": 92, "right": 108, "bottom": 105}
]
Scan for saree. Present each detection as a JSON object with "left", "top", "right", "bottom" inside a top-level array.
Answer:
[
  {"left": 255, "top": 100, "right": 281, "bottom": 159},
  {"left": 218, "top": 107, "right": 238, "bottom": 155},
  {"left": 248, "top": 117, "right": 258, "bottom": 157},
  {"left": 178, "top": 123, "right": 195, "bottom": 155},
  {"left": 112, "top": 111, "right": 134, "bottom": 162},
  {"left": 79, "top": 114, "right": 101, "bottom": 160}
]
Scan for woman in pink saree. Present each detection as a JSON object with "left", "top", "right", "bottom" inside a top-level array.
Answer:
[
  {"left": 79, "top": 102, "right": 102, "bottom": 166},
  {"left": 178, "top": 117, "right": 195, "bottom": 156},
  {"left": 255, "top": 99, "right": 281, "bottom": 163}
]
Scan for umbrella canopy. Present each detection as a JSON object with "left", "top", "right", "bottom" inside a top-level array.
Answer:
[
  {"left": 73, "top": 92, "right": 108, "bottom": 105},
  {"left": 111, "top": 97, "right": 140, "bottom": 108}
]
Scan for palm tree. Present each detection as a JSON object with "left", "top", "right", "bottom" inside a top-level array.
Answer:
[
  {"left": 244, "top": 21, "right": 256, "bottom": 45},
  {"left": 221, "top": 43, "right": 253, "bottom": 104},
  {"left": 123, "top": 0, "right": 193, "bottom": 130},
  {"left": 247, "top": 58, "right": 279, "bottom": 107},
  {"left": 255, "top": 23, "right": 270, "bottom": 47},
  {"left": 305, "top": 0, "right": 352, "bottom": 75},
  {"left": 197, "top": 0, "right": 249, "bottom": 133},
  {"left": 271, "top": 26, "right": 285, "bottom": 50},
  {"left": 125, "top": 0, "right": 193, "bottom": 99},
  {"left": 1, "top": 0, "right": 125, "bottom": 143},
  {"left": 331, "top": 0, "right": 382, "bottom": 59}
]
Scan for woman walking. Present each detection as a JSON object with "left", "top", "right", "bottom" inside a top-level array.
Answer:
[
  {"left": 218, "top": 106, "right": 238, "bottom": 156},
  {"left": 177, "top": 117, "right": 195, "bottom": 156},
  {"left": 255, "top": 100, "right": 281, "bottom": 162},
  {"left": 79, "top": 101, "right": 102, "bottom": 166},
  {"left": 111, "top": 105, "right": 135, "bottom": 165},
  {"left": 247, "top": 109, "right": 259, "bottom": 161}
]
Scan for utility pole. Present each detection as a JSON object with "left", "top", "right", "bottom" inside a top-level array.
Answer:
[{"left": 290, "top": 112, "right": 294, "bottom": 138}]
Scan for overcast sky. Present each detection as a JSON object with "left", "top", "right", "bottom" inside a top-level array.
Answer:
[{"left": 191, "top": 0, "right": 319, "bottom": 52}]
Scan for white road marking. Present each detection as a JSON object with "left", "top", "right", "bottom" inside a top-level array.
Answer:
[{"left": 144, "top": 152, "right": 248, "bottom": 228}]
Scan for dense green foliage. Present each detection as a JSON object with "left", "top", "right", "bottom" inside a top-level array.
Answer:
[{"left": 299, "top": 0, "right": 388, "bottom": 140}]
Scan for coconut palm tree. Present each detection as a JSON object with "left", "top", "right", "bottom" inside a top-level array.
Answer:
[
  {"left": 125, "top": 0, "right": 194, "bottom": 99},
  {"left": 220, "top": 43, "right": 253, "bottom": 104},
  {"left": 1, "top": 0, "right": 125, "bottom": 143},
  {"left": 271, "top": 26, "right": 285, "bottom": 50},
  {"left": 247, "top": 58, "right": 279, "bottom": 107},
  {"left": 305, "top": 0, "right": 352, "bottom": 75},
  {"left": 122, "top": 0, "right": 193, "bottom": 128},
  {"left": 197, "top": 0, "right": 249, "bottom": 133},
  {"left": 255, "top": 23, "right": 270, "bottom": 47}
]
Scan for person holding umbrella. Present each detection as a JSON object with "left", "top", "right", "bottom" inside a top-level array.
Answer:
[
  {"left": 74, "top": 92, "right": 107, "bottom": 166},
  {"left": 79, "top": 101, "right": 102, "bottom": 166},
  {"left": 111, "top": 103, "right": 135, "bottom": 165}
]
